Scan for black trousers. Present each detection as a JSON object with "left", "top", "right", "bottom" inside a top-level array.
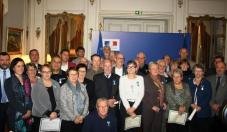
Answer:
[
  {"left": 61, "top": 120, "right": 82, "bottom": 132},
  {"left": 190, "top": 116, "right": 211, "bottom": 132},
  {"left": 121, "top": 101, "right": 142, "bottom": 132},
  {"left": 107, "top": 103, "right": 124, "bottom": 132},
  {"left": 142, "top": 107, "right": 164, "bottom": 132},
  {"left": 32, "top": 116, "right": 41, "bottom": 132},
  {"left": 210, "top": 115, "right": 226, "bottom": 132},
  {"left": 166, "top": 123, "right": 188, "bottom": 132},
  {"left": 0, "top": 103, "right": 8, "bottom": 132}
]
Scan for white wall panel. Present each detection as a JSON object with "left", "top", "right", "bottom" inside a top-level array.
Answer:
[
  {"left": 100, "top": 0, "right": 173, "bottom": 13},
  {"left": 127, "top": 24, "right": 142, "bottom": 32},
  {"left": 189, "top": 0, "right": 225, "bottom": 16},
  {"left": 109, "top": 24, "right": 123, "bottom": 32},
  {"left": 46, "top": 0, "right": 85, "bottom": 12},
  {"left": 104, "top": 19, "right": 167, "bottom": 33}
]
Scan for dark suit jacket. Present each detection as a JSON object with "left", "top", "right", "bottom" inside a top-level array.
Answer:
[
  {"left": 138, "top": 64, "right": 149, "bottom": 76},
  {"left": 207, "top": 74, "right": 227, "bottom": 107},
  {"left": 82, "top": 78, "right": 95, "bottom": 112},
  {"left": 93, "top": 73, "right": 120, "bottom": 101}
]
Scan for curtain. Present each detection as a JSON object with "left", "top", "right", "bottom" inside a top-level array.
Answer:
[
  {"left": 187, "top": 15, "right": 225, "bottom": 70},
  {"left": 45, "top": 12, "right": 85, "bottom": 57}
]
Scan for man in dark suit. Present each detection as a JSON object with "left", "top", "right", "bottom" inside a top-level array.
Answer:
[
  {"left": 0, "top": 52, "right": 11, "bottom": 132},
  {"left": 93, "top": 59, "right": 121, "bottom": 131},
  {"left": 112, "top": 52, "right": 126, "bottom": 77},
  {"left": 27, "top": 49, "right": 42, "bottom": 76},
  {"left": 207, "top": 61, "right": 227, "bottom": 132},
  {"left": 136, "top": 52, "right": 148, "bottom": 76}
]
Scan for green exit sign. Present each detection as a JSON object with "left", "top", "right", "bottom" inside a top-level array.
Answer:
[{"left": 135, "top": 10, "right": 142, "bottom": 15}]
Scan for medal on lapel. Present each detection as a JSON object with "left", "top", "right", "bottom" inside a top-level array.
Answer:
[
  {"left": 107, "top": 121, "right": 110, "bottom": 127},
  {"left": 137, "top": 81, "right": 139, "bottom": 87},
  {"left": 113, "top": 80, "right": 116, "bottom": 85},
  {"left": 201, "top": 85, "right": 204, "bottom": 91}
]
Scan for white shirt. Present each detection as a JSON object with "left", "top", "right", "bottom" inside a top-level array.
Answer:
[
  {"left": 61, "top": 62, "right": 68, "bottom": 72},
  {"left": 119, "top": 75, "right": 144, "bottom": 110},
  {"left": 0, "top": 68, "right": 11, "bottom": 103},
  {"left": 115, "top": 67, "right": 123, "bottom": 77}
]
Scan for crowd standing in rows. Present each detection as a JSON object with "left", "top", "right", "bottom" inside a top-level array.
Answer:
[{"left": 0, "top": 46, "right": 227, "bottom": 132}]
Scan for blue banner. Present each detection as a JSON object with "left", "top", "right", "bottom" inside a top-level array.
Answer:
[{"left": 92, "top": 31, "right": 191, "bottom": 63}]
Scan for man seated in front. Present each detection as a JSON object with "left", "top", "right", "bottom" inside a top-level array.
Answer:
[{"left": 82, "top": 98, "right": 117, "bottom": 132}]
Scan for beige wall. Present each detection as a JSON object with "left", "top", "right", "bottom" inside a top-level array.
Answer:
[
  {"left": 2, "top": 0, "right": 26, "bottom": 52},
  {"left": 3, "top": 0, "right": 227, "bottom": 63}
]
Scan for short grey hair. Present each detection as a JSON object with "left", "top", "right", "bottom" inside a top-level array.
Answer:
[
  {"left": 96, "top": 98, "right": 108, "bottom": 108},
  {"left": 172, "top": 68, "right": 183, "bottom": 77},
  {"left": 148, "top": 61, "right": 158, "bottom": 69},
  {"left": 136, "top": 52, "right": 146, "bottom": 58}
]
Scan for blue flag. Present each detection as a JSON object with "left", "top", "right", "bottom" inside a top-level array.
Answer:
[{"left": 97, "top": 31, "right": 104, "bottom": 57}]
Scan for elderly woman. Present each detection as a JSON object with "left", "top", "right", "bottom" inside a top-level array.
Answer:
[
  {"left": 26, "top": 63, "right": 39, "bottom": 87},
  {"left": 165, "top": 69, "right": 192, "bottom": 132},
  {"left": 142, "top": 62, "right": 167, "bottom": 132},
  {"left": 157, "top": 59, "right": 171, "bottom": 84},
  {"left": 119, "top": 60, "right": 144, "bottom": 132},
  {"left": 5, "top": 58, "right": 32, "bottom": 132},
  {"left": 31, "top": 64, "right": 60, "bottom": 132},
  {"left": 60, "top": 67, "right": 89, "bottom": 132},
  {"left": 76, "top": 63, "right": 95, "bottom": 112},
  {"left": 188, "top": 64, "right": 212, "bottom": 132}
]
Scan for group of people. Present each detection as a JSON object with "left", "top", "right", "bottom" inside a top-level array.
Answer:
[{"left": 0, "top": 46, "right": 227, "bottom": 132}]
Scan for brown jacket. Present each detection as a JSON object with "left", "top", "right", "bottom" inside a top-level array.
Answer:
[{"left": 143, "top": 75, "right": 165, "bottom": 111}]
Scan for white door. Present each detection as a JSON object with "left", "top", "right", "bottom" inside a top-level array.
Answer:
[{"left": 104, "top": 18, "right": 168, "bottom": 33}]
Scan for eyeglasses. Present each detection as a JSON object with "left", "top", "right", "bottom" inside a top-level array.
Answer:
[{"left": 127, "top": 66, "right": 136, "bottom": 69}]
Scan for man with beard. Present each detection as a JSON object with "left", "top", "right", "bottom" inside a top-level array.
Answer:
[
  {"left": 0, "top": 52, "right": 11, "bottom": 132},
  {"left": 208, "top": 61, "right": 227, "bottom": 132}
]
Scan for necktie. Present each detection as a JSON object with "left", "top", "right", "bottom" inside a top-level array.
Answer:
[
  {"left": 216, "top": 76, "right": 221, "bottom": 92},
  {"left": 3, "top": 70, "right": 6, "bottom": 82}
]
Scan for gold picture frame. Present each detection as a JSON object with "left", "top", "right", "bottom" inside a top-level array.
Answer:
[{"left": 7, "top": 27, "right": 23, "bottom": 54}]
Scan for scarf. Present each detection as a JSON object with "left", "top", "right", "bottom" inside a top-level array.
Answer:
[
  {"left": 150, "top": 75, "right": 164, "bottom": 107},
  {"left": 67, "top": 80, "right": 86, "bottom": 115}
]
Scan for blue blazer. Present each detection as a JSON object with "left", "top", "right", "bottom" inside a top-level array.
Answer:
[{"left": 188, "top": 78, "right": 212, "bottom": 118}]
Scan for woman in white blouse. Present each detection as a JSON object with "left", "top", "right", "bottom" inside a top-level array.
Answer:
[{"left": 119, "top": 60, "right": 144, "bottom": 132}]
